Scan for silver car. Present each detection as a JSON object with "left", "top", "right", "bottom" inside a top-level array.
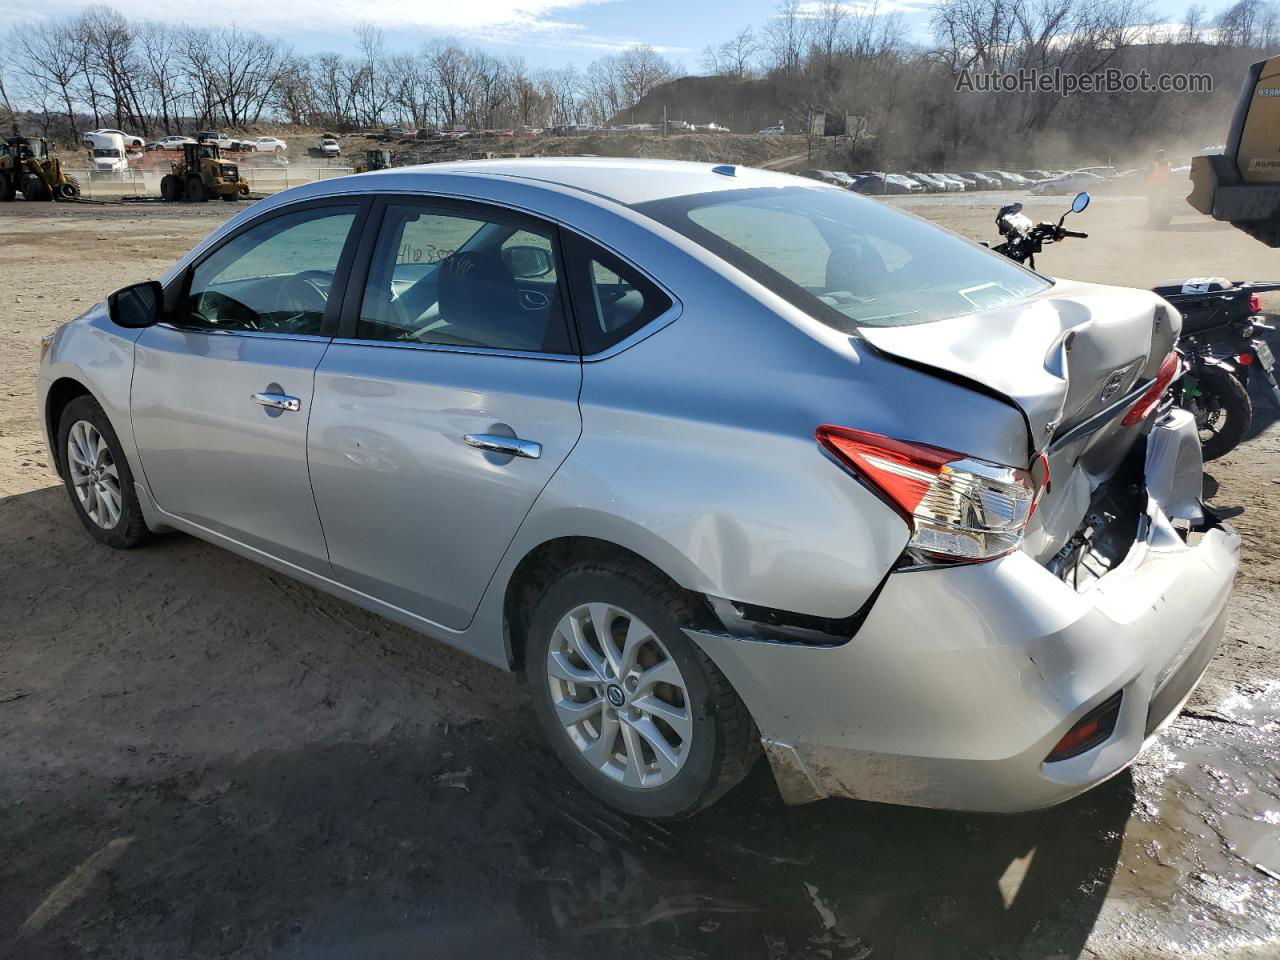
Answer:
[{"left": 38, "top": 159, "right": 1239, "bottom": 819}]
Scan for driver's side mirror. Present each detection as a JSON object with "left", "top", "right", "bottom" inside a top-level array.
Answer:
[
  {"left": 503, "top": 245, "right": 553, "bottom": 280},
  {"left": 1071, "top": 191, "right": 1090, "bottom": 213},
  {"left": 107, "top": 280, "right": 163, "bottom": 329}
]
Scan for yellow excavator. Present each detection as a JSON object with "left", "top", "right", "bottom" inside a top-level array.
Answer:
[
  {"left": 0, "top": 135, "right": 80, "bottom": 201},
  {"left": 160, "top": 142, "right": 249, "bottom": 202},
  {"left": 1190, "top": 54, "right": 1280, "bottom": 246}
]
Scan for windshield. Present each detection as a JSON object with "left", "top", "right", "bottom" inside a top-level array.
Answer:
[
  {"left": 635, "top": 186, "right": 1050, "bottom": 330},
  {"left": 93, "top": 149, "right": 121, "bottom": 158}
]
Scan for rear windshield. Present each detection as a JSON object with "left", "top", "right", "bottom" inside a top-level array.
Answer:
[{"left": 633, "top": 186, "right": 1051, "bottom": 329}]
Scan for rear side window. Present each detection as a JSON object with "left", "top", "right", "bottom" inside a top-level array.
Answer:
[
  {"left": 563, "top": 234, "right": 673, "bottom": 354},
  {"left": 356, "top": 201, "right": 573, "bottom": 354}
]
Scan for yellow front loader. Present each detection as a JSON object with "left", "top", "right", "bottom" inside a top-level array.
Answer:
[
  {"left": 160, "top": 142, "right": 249, "bottom": 202},
  {"left": 1190, "top": 55, "right": 1280, "bottom": 245},
  {"left": 0, "top": 136, "right": 80, "bottom": 201}
]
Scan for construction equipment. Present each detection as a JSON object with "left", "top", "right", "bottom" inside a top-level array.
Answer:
[
  {"left": 1189, "top": 54, "right": 1280, "bottom": 246},
  {"left": 0, "top": 135, "right": 80, "bottom": 201},
  {"left": 354, "top": 149, "right": 393, "bottom": 174},
  {"left": 159, "top": 142, "right": 249, "bottom": 202}
]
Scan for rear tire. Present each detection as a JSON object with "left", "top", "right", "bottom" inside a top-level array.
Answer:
[
  {"left": 57, "top": 396, "right": 150, "bottom": 549},
  {"left": 160, "top": 174, "right": 181, "bottom": 201},
  {"left": 0, "top": 173, "right": 13, "bottom": 201},
  {"left": 526, "top": 560, "right": 759, "bottom": 819},
  {"left": 1194, "top": 364, "right": 1252, "bottom": 460},
  {"left": 187, "top": 176, "right": 207, "bottom": 202}
]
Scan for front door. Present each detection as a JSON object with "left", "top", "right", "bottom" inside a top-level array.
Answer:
[
  {"left": 308, "top": 197, "right": 582, "bottom": 630},
  {"left": 131, "top": 201, "right": 364, "bottom": 573}
]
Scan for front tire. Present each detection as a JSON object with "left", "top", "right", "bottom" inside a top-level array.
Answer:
[
  {"left": 20, "top": 173, "right": 47, "bottom": 201},
  {"left": 57, "top": 396, "right": 150, "bottom": 549},
  {"left": 526, "top": 561, "right": 759, "bottom": 819},
  {"left": 1191, "top": 363, "right": 1252, "bottom": 460}
]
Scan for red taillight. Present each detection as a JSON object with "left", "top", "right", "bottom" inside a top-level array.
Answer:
[
  {"left": 815, "top": 426, "right": 1044, "bottom": 563},
  {"left": 815, "top": 428, "right": 959, "bottom": 521},
  {"left": 1045, "top": 692, "right": 1123, "bottom": 762},
  {"left": 1249, "top": 292, "right": 1263, "bottom": 314},
  {"left": 1121, "top": 352, "right": 1179, "bottom": 427},
  {"left": 1239, "top": 352, "right": 1253, "bottom": 366}
]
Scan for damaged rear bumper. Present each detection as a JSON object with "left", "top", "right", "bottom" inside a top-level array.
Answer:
[{"left": 688, "top": 411, "right": 1240, "bottom": 812}]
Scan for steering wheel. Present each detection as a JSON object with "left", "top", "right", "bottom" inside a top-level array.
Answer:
[{"left": 272, "top": 270, "right": 332, "bottom": 330}]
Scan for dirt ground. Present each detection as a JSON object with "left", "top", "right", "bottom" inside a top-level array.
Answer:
[{"left": 1, "top": 190, "right": 1278, "bottom": 960}]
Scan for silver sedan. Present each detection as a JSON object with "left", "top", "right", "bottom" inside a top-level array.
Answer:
[{"left": 38, "top": 159, "right": 1239, "bottom": 818}]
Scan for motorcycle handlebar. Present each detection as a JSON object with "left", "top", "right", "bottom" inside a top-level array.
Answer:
[{"left": 1059, "top": 229, "right": 1088, "bottom": 239}]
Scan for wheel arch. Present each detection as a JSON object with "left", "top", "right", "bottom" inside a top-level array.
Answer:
[
  {"left": 44, "top": 376, "right": 97, "bottom": 479},
  {"left": 501, "top": 535, "right": 721, "bottom": 673}
]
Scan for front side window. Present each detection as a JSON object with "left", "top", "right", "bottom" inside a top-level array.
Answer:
[
  {"left": 633, "top": 186, "right": 1050, "bottom": 330},
  {"left": 183, "top": 205, "right": 357, "bottom": 335},
  {"left": 357, "top": 202, "right": 572, "bottom": 354}
]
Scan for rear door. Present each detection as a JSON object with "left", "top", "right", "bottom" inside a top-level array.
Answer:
[
  {"left": 307, "top": 196, "right": 582, "bottom": 630},
  {"left": 131, "top": 198, "right": 366, "bottom": 573}
]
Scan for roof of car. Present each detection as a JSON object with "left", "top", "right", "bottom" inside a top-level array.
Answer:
[{"left": 356, "top": 157, "right": 812, "bottom": 206}]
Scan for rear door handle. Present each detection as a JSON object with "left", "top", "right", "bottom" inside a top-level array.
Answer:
[
  {"left": 463, "top": 434, "right": 541, "bottom": 459},
  {"left": 252, "top": 392, "right": 301, "bottom": 412}
]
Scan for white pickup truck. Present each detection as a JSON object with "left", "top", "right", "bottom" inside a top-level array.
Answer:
[{"left": 196, "top": 131, "right": 243, "bottom": 151}]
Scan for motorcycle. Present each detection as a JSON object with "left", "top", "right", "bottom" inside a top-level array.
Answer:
[
  {"left": 990, "top": 191, "right": 1091, "bottom": 269},
  {"left": 989, "top": 191, "right": 1280, "bottom": 460},
  {"left": 1148, "top": 278, "right": 1280, "bottom": 460}
]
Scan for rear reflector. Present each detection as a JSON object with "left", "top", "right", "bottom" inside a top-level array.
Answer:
[
  {"left": 815, "top": 426, "right": 1044, "bottom": 563},
  {"left": 1045, "top": 691, "right": 1123, "bottom": 762},
  {"left": 1121, "top": 352, "right": 1179, "bottom": 427},
  {"left": 1239, "top": 352, "right": 1253, "bottom": 366},
  {"left": 1249, "top": 292, "right": 1263, "bottom": 314}
]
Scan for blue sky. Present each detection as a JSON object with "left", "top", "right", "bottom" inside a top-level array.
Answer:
[{"left": 25, "top": 0, "right": 1242, "bottom": 68}]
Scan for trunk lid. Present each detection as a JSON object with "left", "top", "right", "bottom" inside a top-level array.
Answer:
[{"left": 857, "top": 279, "right": 1179, "bottom": 561}]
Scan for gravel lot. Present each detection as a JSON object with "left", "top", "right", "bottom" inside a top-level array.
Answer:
[{"left": 1, "top": 190, "right": 1277, "bottom": 959}]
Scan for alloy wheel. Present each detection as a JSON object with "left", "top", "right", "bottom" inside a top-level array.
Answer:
[
  {"left": 66, "top": 420, "right": 122, "bottom": 529},
  {"left": 545, "top": 602, "right": 693, "bottom": 789}
]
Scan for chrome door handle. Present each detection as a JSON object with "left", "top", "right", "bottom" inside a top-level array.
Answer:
[
  {"left": 464, "top": 434, "right": 542, "bottom": 459},
  {"left": 252, "top": 392, "right": 301, "bottom": 412}
]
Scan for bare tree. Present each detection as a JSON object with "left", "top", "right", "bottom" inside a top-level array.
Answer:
[
  {"left": 765, "top": 0, "right": 810, "bottom": 77},
  {"left": 13, "top": 21, "right": 85, "bottom": 137},
  {"left": 1181, "top": 4, "right": 1208, "bottom": 43},
  {"left": 616, "top": 45, "right": 675, "bottom": 105}
]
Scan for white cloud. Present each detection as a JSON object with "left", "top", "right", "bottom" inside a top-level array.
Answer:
[
  {"left": 793, "top": 0, "right": 932, "bottom": 17},
  {"left": 28, "top": 0, "right": 684, "bottom": 52}
]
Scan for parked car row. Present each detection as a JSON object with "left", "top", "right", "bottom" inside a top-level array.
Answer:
[
  {"left": 373, "top": 122, "right": 742, "bottom": 141},
  {"left": 798, "top": 166, "right": 1135, "bottom": 196},
  {"left": 142, "top": 134, "right": 288, "bottom": 154}
]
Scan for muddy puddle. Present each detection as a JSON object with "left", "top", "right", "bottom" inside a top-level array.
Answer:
[{"left": 5, "top": 687, "right": 1276, "bottom": 959}]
